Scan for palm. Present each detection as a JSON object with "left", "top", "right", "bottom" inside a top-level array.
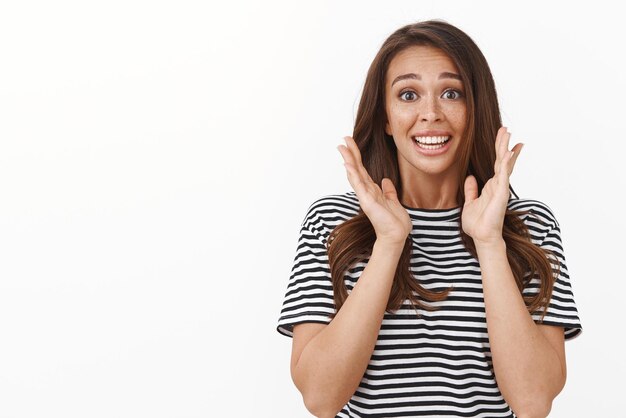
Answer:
[
  {"left": 338, "top": 136, "right": 412, "bottom": 245},
  {"left": 462, "top": 127, "right": 523, "bottom": 245}
]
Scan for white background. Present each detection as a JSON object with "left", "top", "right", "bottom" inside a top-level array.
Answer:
[{"left": 0, "top": 1, "right": 623, "bottom": 417}]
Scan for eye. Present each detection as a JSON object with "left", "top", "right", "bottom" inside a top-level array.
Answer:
[
  {"left": 442, "top": 89, "right": 463, "bottom": 100},
  {"left": 399, "top": 90, "right": 418, "bottom": 101}
]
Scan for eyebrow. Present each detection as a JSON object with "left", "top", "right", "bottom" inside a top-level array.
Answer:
[{"left": 391, "top": 71, "right": 462, "bottom": 87}]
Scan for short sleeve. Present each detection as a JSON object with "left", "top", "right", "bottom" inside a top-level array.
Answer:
[
  {"left": 276, "top": 223, "right": 336, "bottom": 338},
  {"left": 522, "top": 204, "right": 583, "bottom": 341}
]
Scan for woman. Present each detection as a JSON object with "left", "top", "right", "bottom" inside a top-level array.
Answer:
[{"left": 277, "top": 20, "right": 581, "bottom": 418}]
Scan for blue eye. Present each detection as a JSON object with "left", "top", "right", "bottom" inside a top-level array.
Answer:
[
  {"left": 400, "top": 91, "right": 417, "bottom": 101},
  {"left": 442, "top": 89, "right": 463, "bottom": 100}
]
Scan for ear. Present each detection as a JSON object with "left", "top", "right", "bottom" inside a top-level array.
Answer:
[{"left": 384, "top": 120, "right": 392, "bottom": 136}]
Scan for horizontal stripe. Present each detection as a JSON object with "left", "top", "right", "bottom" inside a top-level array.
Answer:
[{"left": 277, "top": 191, "right": 582, "bottom": 417}]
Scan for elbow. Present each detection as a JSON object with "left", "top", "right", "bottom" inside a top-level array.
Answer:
[
  {"left": 507, "top": 374, "right": 564, "bottom": 418},
  {"left": 296, "top": 378, "right": 347, "bottom": 418},
  {"left": 291, "top": 362, "right": 352, "bottom": 417},
  {"left": 302, "top": 392, "right": 343, "bottom": 418},
  {"left": 513, "top": 398, "right": 553, "bottom": 418}
]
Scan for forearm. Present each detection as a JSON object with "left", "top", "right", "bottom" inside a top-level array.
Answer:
[
  {"left": 293, "top": 240, "right": 403, "bottom": 416},
  {"left": 476, "top": 239, "right": 565, "bottom": 417}
]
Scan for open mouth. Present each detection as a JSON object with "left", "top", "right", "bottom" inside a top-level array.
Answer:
[{"left": 412, "top": 135, "right": 451, "bottom": 150}]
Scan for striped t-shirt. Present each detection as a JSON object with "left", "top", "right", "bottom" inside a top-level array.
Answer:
[{"left": 277, "top": 191, "right": 582, "bottom": 417}]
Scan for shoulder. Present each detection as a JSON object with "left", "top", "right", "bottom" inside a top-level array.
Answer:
[
  {"left": 507, "top": 196, "right": 560, "bottom": 244},
  {"left": 300, "top": 191, "right": 361, "bottom": 243},
  {"left": 507, "top": 196, "right": 559, "bottom": 228}
]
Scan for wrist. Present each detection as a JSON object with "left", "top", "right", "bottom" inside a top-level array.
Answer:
[
  {"left": 373, "top": 239, "right": 406, "bottom": 255},
  {"left": 474, "top": 238, "right": 506, "bottom": 255}
]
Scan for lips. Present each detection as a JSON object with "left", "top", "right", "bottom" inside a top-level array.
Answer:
[
  {"left": 412, "top": 135, "right": 451, "bottom": 145},
  {"left": 411, "top": 131, "right": 452, "bottom": 156}
]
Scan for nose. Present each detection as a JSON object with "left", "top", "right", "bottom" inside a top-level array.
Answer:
[{"left": 419, "top": 95, "right": 442, "bottom": 122}]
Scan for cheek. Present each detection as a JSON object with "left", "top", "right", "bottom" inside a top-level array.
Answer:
[
  {"left": 447, "top": 105, "right": 467, "bottom": 131},
  {"left": 388, "top": 105, "right": 415, "bottom": 127}
]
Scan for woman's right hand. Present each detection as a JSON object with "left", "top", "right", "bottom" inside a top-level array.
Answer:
[{"left": 337, "top": 136, "right": 412, "bottom": 246}]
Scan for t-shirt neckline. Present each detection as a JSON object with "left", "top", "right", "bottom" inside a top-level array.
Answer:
[
  {"left": 401, "top": 202, "right": 462, "bottom": 213},
  {"left": 400, "top": 202, "right": 461, "bottom": 213}
]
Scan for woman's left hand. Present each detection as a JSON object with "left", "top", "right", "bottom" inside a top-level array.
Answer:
[{"left": 462, "top": 127, "right": 523, "bottom": 246}]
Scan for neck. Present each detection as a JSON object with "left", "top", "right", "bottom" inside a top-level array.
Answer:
[{"left": 400, "top": 169, "right": 460, "bottom": 210}]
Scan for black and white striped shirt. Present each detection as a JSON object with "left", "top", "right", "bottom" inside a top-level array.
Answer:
[{"left": 277, "top": 191, "right": 582, "bottom": 417}]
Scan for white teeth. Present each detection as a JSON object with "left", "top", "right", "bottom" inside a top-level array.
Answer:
[{"left": 413, "top": 136, "right": 450, "bottom": 144}]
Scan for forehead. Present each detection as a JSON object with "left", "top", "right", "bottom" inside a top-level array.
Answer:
[{"left": 386, "top": 45, "right": 459, "bottom": 83}]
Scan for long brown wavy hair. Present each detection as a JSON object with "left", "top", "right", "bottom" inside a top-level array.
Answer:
[{"left": 327, "top": 20, "right": 558, "bottom": 319}]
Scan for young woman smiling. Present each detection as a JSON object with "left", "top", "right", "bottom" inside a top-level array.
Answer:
[{"left": 277, "top": 20, "right": 582, "bottom": 418}]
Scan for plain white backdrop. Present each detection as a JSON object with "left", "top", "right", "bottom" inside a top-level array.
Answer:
[{"left": 0, "top": 1, "right": 624, "bottom": 417}]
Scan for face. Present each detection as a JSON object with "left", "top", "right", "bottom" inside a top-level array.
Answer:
[{"left": 384, "top": 45, "right": 467, "bottom": 180}]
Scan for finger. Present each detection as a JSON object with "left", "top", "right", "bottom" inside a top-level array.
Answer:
[
  {"left": 495, "top": 126, "right": 505, "bottom": 154},
  {"left": 339, "top": 139, "right": 369, "bottom": 181},
  {"left": 464, "top": 174, "right": 478, "bottom": 202},
  {"left": 343, "top": 136, "right": 361, "bottom": 166},
  {"left": 344, "top": 136, "right": 362, "bottom": 161},
  {"left": 344, "top": 136, "right": 374, "bottom": 183},
  {"left": 507, "top": 143, "right": 524, "bottom": 175},
  {"left": 381, "top": 178, "right": 399, "bottom": 202},
  {"left": 499, "top": 131, "right": 511, "bottom": 165},
  {"left": 501, "top": 142, "right": 523, "bottom": 175},
  {"left": 501, "top": 130, "right": 511, "bottom": 157},
  {"left": 337, "top": 144, "right": 360, "bottom": 176},
  {"left": 338, "top": 144, "right": 366, "bottom": 187},
  {"left": 494, "top": 127, "right": 506, "bottom": 174},
  {"left": 498, "top": 148, "right": 516, "bottom": 179},
  {"left": 343, "top": 161, "right": 368, "bottom": 196},
  {"left": 495, "top": 128, "right": 511, "bottom": 176}
]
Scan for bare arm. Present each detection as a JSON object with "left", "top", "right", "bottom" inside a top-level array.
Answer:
[
  {"left": 289, "top": 136, "right": 412, "bottom": 417},
  {"left": 462, "top": 127, "right": 565, "bottom": 417},
  {"left": 476, "top": 240, "right": 565, "bottom": 417},
  {"left": 291, "top": 240, "right": 403, "bottom": 417}
]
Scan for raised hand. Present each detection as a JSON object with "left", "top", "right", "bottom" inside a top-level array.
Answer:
[
  {"left": 462, "top": 127, "right": 523, "bottom": 246},
  {"left": 337, "top": 136, "right": 412, "bottom": 246}
]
